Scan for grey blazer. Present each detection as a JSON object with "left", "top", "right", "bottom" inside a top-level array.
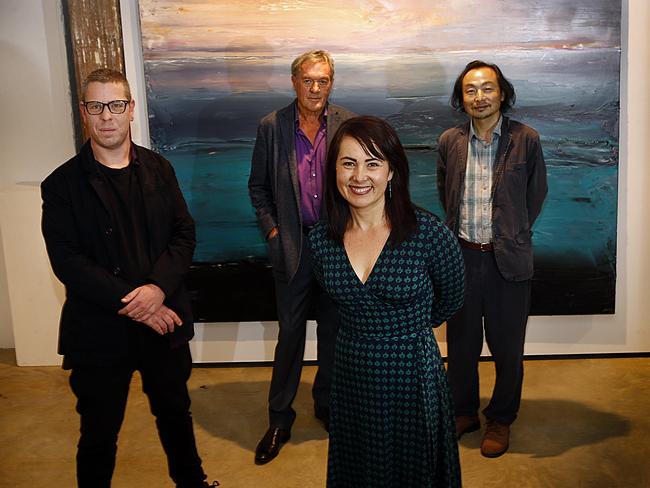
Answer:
[
  {"left": 436, "top": 116, "right": 548, "bottom": 281},
  {"left": 248, "top": 100, "right": 355, "bottom": 282}
]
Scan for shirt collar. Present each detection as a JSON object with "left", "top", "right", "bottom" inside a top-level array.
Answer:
[
  {"left": 470, "top": 114, "right": 502, "bottom": 141},
  {"left": 294, "top": 104, "right": 329, "bottom": 127}
]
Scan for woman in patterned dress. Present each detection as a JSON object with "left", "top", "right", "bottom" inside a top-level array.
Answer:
[{"left": 308, "top": 116, "right": 464, "bottom": 487}]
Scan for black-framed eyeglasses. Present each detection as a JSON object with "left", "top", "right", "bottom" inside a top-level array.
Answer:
[{"left": 82, "top": 100, "right": 130, "bottom": 115}]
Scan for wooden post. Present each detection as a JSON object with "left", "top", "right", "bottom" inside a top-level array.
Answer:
[{"left": 62, "top": 0, "right": 125, "bottom": 148}]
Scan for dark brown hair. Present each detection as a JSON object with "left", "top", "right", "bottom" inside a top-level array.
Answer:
[
  {"left": 450, "top": 60, "right": 516, "bottom": 113},
  {"left": 325, "top": 116, "right": 417, "bottom": 246}
]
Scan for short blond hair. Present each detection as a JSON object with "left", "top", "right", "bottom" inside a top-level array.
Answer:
[
  {"left": 290, "top": 50, "right": 335, "bottom": 79},
  {"left": 81, "top": 68, "right": 132, "bottom": 101}
]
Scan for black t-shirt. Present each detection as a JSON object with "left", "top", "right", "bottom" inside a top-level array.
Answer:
[{"left": 97, "top": 161, "right": 152, "bottom": 285}]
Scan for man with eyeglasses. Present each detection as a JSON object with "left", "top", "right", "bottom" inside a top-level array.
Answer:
[
  {"left": 41, "top": 69, "right": 218, "bottom": 487},
  {"left": 248, "top": 50, "right": 354, "bottom": 464}
]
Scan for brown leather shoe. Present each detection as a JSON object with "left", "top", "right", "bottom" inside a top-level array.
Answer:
[
  {"left": 455, "top": 415, "right": 480, "bottom": 439},
  {"left": 481, "top": 419, "right": 510, "bottom": 458}
]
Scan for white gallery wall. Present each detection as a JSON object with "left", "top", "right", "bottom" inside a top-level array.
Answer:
[
  {"left": 0, "top": 0, "right": 76, "bottom": 362},
  {"left": 0, "top": 0, "right": 648, "bottom": 365}
]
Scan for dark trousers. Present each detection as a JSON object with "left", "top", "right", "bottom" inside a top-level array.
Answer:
[
  {"left": 69, "top": 328, "right": 206, "bottom": 488},
  {"left": 446, "top": 246, "right": 530, "bottom": 425},
  {"left": 268, "top": 240, "right": 339, "bottom": 430}
]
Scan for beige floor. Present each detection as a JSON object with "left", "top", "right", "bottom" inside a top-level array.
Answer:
[{"left": 1, "top": 349, "right": 649, "bottom": 487}]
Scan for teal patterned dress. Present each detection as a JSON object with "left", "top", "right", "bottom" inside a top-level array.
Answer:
[{"left": 308, "top": 209, "right": 464, "bottom": 488}]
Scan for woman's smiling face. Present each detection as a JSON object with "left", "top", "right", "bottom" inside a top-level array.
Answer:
[{"left": 335, "top": 135, "right": 393, "bottom": 212}]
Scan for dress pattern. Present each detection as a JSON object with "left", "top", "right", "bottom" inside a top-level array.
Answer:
[{"left": 308, "top": 209, "right": 464, "bottom": 488}]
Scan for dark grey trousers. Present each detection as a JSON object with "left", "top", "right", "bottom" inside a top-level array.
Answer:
[
  {"left": 268, "top": 240, "right": 339, "bottom": 430},
  {"left": 446, "top": 245, "right": 530, "bottom": 425}
]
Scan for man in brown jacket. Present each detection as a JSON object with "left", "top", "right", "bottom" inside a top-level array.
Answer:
[{"left": 437, "top": 60, "right": 548, "bottom": 458}]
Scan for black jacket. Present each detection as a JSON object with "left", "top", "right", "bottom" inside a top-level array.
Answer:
[
  {"left": 41, "top": 141, "right": 196, "bottom": 365},
  {"left": 437, "top": 117, "right": 548, "bottom": 281}
]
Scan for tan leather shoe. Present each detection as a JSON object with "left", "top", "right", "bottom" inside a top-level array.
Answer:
[
  {"left": 455, "top": 415, "right": 480, "bottom": 439},
  {"left": 481, "top": 419, "right": 510, "bottom": 458}
]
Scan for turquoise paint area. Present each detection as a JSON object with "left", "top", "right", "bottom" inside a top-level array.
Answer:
[{"left": 147, "top": 47, "right": 620, "bottom": 314}]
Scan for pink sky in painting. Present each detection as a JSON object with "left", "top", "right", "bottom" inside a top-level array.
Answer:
[{"left": 139, "top": 0, "right": 620, "bottom": 57}]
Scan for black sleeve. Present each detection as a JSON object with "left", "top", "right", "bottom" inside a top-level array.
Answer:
[
  {"left": 41, "top": 173, "right": 133, "bottom": 311},
  {"left": 145, "top": 157, "right": 196, "bottom": 298}
]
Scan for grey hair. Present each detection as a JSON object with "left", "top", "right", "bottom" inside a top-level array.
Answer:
[{"left": 290, "top": 50, "right": 335, "bottom": 79}]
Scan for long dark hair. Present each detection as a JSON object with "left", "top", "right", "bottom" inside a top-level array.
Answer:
[
  {"left": 450, "top": 60, "right": 516, "bottom": 113},
  {"left": 325, "top": 116, "right": 417, "bottom": 246}
]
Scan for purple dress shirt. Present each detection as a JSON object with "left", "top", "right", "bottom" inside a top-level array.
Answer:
[{"left": 295, "top": 108, "right": 328, "bottom": 227}]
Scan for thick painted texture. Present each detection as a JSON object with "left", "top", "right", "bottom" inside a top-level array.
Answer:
[{"left": 139, "top": 0, "right": 620, "bottom": 318}]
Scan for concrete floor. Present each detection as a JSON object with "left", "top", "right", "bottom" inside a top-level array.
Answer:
[{"left": 1, "top": 349, "right": 649, "bottom": 487}]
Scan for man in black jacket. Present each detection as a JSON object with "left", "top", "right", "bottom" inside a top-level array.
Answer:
[
  {"left": 437, "top": 60, "right": 548, "bottom": 458},
  {"left": 41, "top": 69, "right": 216, "bottom": 488}
]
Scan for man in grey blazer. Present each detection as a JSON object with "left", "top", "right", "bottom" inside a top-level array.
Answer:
[
  {"left": 248, "top": 50, "right": 355, "bottom": 464},
  {"left": 437, "top": 60, "right": 547, "bottom": 458}
]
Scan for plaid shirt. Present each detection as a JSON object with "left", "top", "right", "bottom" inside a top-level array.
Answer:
[{"left": 458, "top": 116, "right": 502, "bottom": 243}]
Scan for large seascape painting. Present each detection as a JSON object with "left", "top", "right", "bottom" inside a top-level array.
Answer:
[{"left": 139, "top": 0, "right": 620, "bottom": 320}]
